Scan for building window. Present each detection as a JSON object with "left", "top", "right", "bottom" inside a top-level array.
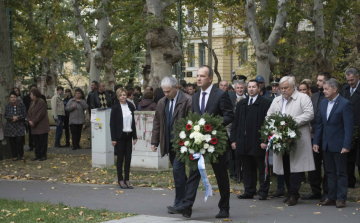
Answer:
[
  {"left": 199, "top": 43, "right": 206, "bottom": 67},
  {"left": 188, "top": 44, "right": 195, "bottom": 67},
  {"left": 239, "top": 43, "right": 248, "bottom": 67}
]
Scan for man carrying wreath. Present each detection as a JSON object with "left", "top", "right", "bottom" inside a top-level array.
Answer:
[
  {"left": 266, "top": 76, "right": 315, "bottom": 206},
  {"left": 168, "top": 65, "right": 234, "bottom": 219}
]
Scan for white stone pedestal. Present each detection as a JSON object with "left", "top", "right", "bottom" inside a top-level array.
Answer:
[
  {"left": 91, "top": 108, "right": 114, "bottom": 168},
  {"left": 131, "top": 111, "right": 169, "bottom": 170}
]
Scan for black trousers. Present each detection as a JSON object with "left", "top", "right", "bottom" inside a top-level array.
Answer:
[
  {"left": 28, "top": 125, "right": 34, "bottom": 149},
  {"left": 308, "top": 148, "right": 328, "bottom": 194},
  {"left": 33, "top": 133, "right": 48, "bottom": 158},
  {"left": 347, "top": 162, "right": 359, "bottom": 187},
  {"left": 283, "top": 154, "right": 303, "bottom": 199},
  {"left": 182, "top": 152, "right": 230, "bottom": 211},
  {"left": 63, "top": 117, "right": 70, "bottom": 145},
  {"left": 115, "top": 132, "right": 133, "bottom": 181},
  {"left": 70, "top": 124, "right": 83, "bottom": 149},
  {"left": 241, "top": 155, "right": 270, "bottom": 196},
  {"left": 9, "top": 136, "right": 24, "bottom": 158},
  {"left": 169, "top": 149, "right": 187, "bottom": 207}
]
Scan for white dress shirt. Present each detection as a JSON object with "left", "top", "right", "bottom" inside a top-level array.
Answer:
[
  {"left": 121, "top": 103, "right": 132, "bottom": 132},
  {"left": 236, "top": 93, "right": 246, "bottom": 99},
  {"left": 169, "top": 90, "right": 179, "bottom": 114},
  {"left": 326, "top": 94, "right": 339, "bottom": 120},
  {"left": 248, "top": 94, "right": 259, "bottom": 105},
  {"left": 282, "top": 98, "right": 288, "bottom": 114},
  {"left": 199, "top": 84, "right": 213, "bottom": 109}
]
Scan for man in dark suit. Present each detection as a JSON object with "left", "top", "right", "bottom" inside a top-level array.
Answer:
[
  {"left": 341, "top": 68, "right": 360, "bottom": 188},
  {"left": 313, "top": 78, "right": 354, "bottom": 208},
  {"left": 151, "top": 76, "right": 192, "bottom": 213},
  {"left": 90, "top": 82, "right": 112, "bottom": 109},
  {"left": 231, "top": 80, "right": 271, "bottom": 200},
  {"left": 303, "top": 72, "right": 331, "bottom": 201},
  {"left": 230, "top": 80, "right": 246, "bottom": 107},
  {"left": 168, "top": 65, "right": 234, "bottom": 219}
]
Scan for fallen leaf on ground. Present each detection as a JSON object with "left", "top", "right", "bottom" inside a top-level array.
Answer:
[
  {"left": 93, "top": 187, "right": 98, "bottom": 189},
  {"left": 250, "top": 205, "right": 256, "bottom": 207},
  {"left": 223, "top": 219, "right": 232, "bottom": 221},
  {"left": 138, "top": 184, "right": 148, "bottom": 187},
  {"left": 339, "top": 209, "right": 342, "bottom": 211},
  {"left": 115, "top": 190, "right": 123, "bottom": 194},
  {"left": 21, "top": 208, "right": 29, "bottom": 212},
  {"left": 276, "top": 207, "right": 284, "bottom": 210},
  {"left": 162, "top": 194, "right": 166, "bottom": 195},
  {"left": 51, "top": 187, "right": 55, "bottom": 189},
  {"left": 81, "top": 207, "right": 86, "bottom": 209},
  {"left": 37, "top": 166, "right": 41, "bottom": 169},
  {"left": 79, "top": 211, "right": 83, "bottom": 216},
  {"left": 63, "top": 208, "right": 69, "bottom": 210},
  {"left": 36, "top": 217, "right": 43, "bottom": 221},
  {"left": 41, "top": 206, "right": 46, "bottom": 211},
  {"left": 23, "top": 188, "right": 26, "bottom": 190},
  {"left": 85, "top": 217, "right": 94, "bottom": 221},
  {"left": 52, "top": 166, "right": 57, "bottom": 169},
  {"left": 313, "top": 212, "right": 321, "bottom": 214}
]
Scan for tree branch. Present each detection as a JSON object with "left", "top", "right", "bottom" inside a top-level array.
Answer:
[
  {"left": 268, "top": 0, "right": 289, "bottom": 51},
  {"left": 73, "top": 0, "right": 92, "bottom": 58},
  {"left": 245, "top": 0, "right": 262, "bottom": 48},
  {"left": 163, "top": 0, "right": 178, "bottom": 10}
]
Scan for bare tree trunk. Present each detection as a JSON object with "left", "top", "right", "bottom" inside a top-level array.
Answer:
[
  {"left": 207, "top": 1, "right": 213, "bottom": 68},
  {"left": 142, "top": 48, "right": 151, "bottom": 88},
  {"left": 245, "top": 0, "right": 289, "bottom": 85},
  {"left": 104, "top": 59, "right": 116, "bottom": 91},
  {"left": 144, "top": 0, "right": 182, "bottom": 88},
  {"left": 46, "top": 15, "right": 58, "bottom": 97}
]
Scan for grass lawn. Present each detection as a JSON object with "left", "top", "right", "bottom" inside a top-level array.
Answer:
[{"left": 0, "top": 198, "right": 135, "bottom": 222}]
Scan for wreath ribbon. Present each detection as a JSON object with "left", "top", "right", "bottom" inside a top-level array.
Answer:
[
  {"left": 192, "top": 153, "right": 213, "bottom": 202},
  {"left": 264, "top": 134, "right": 275, "bottom": 180}
]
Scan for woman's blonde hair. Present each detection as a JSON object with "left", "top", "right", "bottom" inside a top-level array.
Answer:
[{"left": 116, "top": 88, "right": 128, "bottom": 98}]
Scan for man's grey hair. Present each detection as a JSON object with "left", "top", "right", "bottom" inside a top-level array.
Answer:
[
  {"left": 345, "top": 68, "right": 359, "bottom": 77},
  {"left": 161, "top": 76, "right": 178, "bottom": 88},
  {"left": 279, "top": 76, "right": 295, "bottom": 87},
  {"left": 324, "top": 78, "right": 340, "bottom": 93},
  {"left": 220, "top": 80, "right": 229, "bottom": 87},
  {"left": 233, "top": 80, "right": 246, "bottom": 88}
]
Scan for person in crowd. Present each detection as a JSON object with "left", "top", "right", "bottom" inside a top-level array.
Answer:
[
  {"left": 313, "top": 78, "right": 354, "bottom": 208},
  {"left": 269, "top": 77, "right": 280, "bottom": 101},
  {"left": 255, "top": 76, "right": 272, "bottom": 100},
  {"left": 288, "top": 74, "right": 299, "bottom": 91},
  {"left": 90, "top": 82, "right": 112, "bottom": 108},
  {"left": 153, "top": 88, "right": 160, "bottom": 101},
  {"left": 341, "top": 68, "right": 360, "bottom": 188},
  {"left": 299, "top": 81, "right": 312, "bottom": 98},
  {"left": 219, "top": 80, "right": 229, "bottom": 92},
  {"left": 133, "top": 86, "right": 143, "bottom": 108},
  {"left": 138, "top": 92, "right": 157, "bottom": 111},
  {"left": 23, "top": 84, "right": 47, "bottom": 152},
  {"left": 303, "top": 72, "right": 331, "bottom": 201},
  {"left": 87, "top": 81, "right": 98, "bottom": 110},
  {"left": 145, "top": 86, "right": 153, "bottom": 93},
  {"left": 12, "top": 87, "right": 22, "bottom": 103},
  {"left": 168, "top": 65, "right": 234, "bottom": 219},
  {"left": 27, "top": 88, "right": 50, "bottom": 161},
  {"left": 187, "top": 84, "right": 196, "bottom": 96},
  {"left": 51, "top": 86, "right": 65, "bottom": 148},
  {"left": 107, "top": 90, "right": 114, "bottom": 99},
  {"left": 267, "top": 76, "right": 315, "bottom": 206},
  {"left": 110, "top": 88, "right": 137, "bottom": 189},
  {"left": 230, "top": 80, "right": 246, "bottom": 107},
  {"left": 179, "top": 80, "right": 187, "bottom": 93},
  {"left": 4, "top": 91, "right": 26, "bottom": 161},
  {"left": 231, "top": 80, "right": 272, "bottom": 200},
  {"left": 63, "top": 89, "right": 73, "bottom": 147},
  {"left": 228, "top": 85, "right": 234, "bottom": 92},
  {"left": 65, "top": 88, "right": 88, "bottom": 150},
  {"left": 151, "top": 76, "right": 192, "bottom": 214},
  {"left": 127, "top": 89, "right": 136, "bottom": 108},
  {"left": 154, "top": 87, "right": 165, "bottom": 103}
]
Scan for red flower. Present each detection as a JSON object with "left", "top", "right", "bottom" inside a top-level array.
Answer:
[
  {"left": 186, "top": 124, "right": 192, "bottom": 130},
  {"left": 179, "top": 139, "right": 184, "bottom": 146},
  {"left": 204, "top": 124, "right": 212, "bottom": 132},
  {"left": 190, "top": 154, "right": 194, "bottom": 160},
  {"left": 211, "top": 137, "right": 218, "bottom": 145}
]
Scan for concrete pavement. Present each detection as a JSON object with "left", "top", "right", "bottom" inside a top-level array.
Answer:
[{"left": 1, "top": 179, "right": 359, "bottom": 223}]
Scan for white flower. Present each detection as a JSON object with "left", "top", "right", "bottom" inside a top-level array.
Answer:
[
  {"left": 198, "top": 118, "right": 206, "bottom": 126},
  {"left": 193, "top": 132, "right": 205, "bottom": 145},
  {"left": 179, "top": 131, "right": 186, "bottom": 139},
  {"left": 212, "top": 130, "right": 217, "bottom": 135},
  {"left": 184, "top": 141, "right": 190, "bottom": 146},
  {"left": 264, "top": 131, "right": 268, "bottom": 135},
  {"left": 287, "top": 129, "right": 296, "bottom": 138},
  {"left": 189, "top": 149, "right": 195, "bottom": 154},
  {"left": 189, "top": 133, "right": 194, "bottom": 139},
  {"left": 204, "top": 134, "right": 212, "bottom": 142},
  {"left": 187, "top": 120, "right": 193, "bottom": 125},
  {"left": 265, "top": 125, "right": 269, "bottom": 129},
  {"left": 194, "top": 125, "right": 200, "bottom": 132},
  {"left": 200, "top": 149, "right": 206, "bottom": 154},
  {"left": 208, "top": 145, "right": 215, "bottom": 153},
  {"left": 203, "top": 143, "right": 210, "bottom": 149},
  {"left": 180, "top": 146, "right": 187, "bottom": 154},
  {"left": 280, "top": 121, "right": 286, "bottom": 126}
]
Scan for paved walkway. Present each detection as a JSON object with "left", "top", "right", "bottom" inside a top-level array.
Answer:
[
  {"left": 105, "top": 215, "right": 211, "bottom": 223},
  {"left": 1, "top": 179, "right": 359, "bottom": 223}
]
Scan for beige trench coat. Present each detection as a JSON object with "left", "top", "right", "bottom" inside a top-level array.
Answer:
[{"left": 267, "top": 90, "right": 315, "bottom": 174}]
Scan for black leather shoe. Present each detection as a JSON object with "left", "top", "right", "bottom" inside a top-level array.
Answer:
[
  {"left": 167, "top": 206, "right": 192, "bottom": 218},
  {"left": 302, "top": 192, "right": 322, "bottom": 200},
  {"left": 283, "top": 197, "right": 290, "bottom": 203},
  {"left": 168, "top": 209, "right": 175, "bottom": 214},
  {"left": 320, "top": 193, "right": 328, "bottom": 202},
  {"left": 31, "top": 157, "right": 40, "bottom": 161},
  {"left": 40, "top": 157, "right": 47, "bottom": 161},
  {"left": 271, "top": 190, "right": 284, "bottom": 198},
  {"left": 237, "top": 193, "right": 254, "bottom": 199},
  {"left": 259, "top": 195, "right": 268, "bottom": 200},
  {"left": 216, "top": 210, "right": 229, "bottom": 218}
]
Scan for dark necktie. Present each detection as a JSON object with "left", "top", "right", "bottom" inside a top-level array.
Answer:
[
  {"left": 249, "top": 98, "right": 253, "bottom": 105},
  {"left": 169, "top": 99, "right": 174, "bottom": 125},
  {"left": 201, "top": 92, "right": 207, "bottom": 115}
]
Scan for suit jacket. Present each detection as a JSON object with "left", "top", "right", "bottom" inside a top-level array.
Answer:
[
  {"left": 27, "top": 98, "right": 50, "bottom": 135},
  {"left": 341, "top": 83, "right": 360, "bottom": 162},
  {"left": 230, "top": 92, "right": 237, "bottom": 107},
  {"left": 90, "top": 91, "right": 112, "bottom": 109},
  {"left": 311, "top": 91, "right": 326, "bottom": 130},
  {"left": 151, "top": 90, "right": 192, "bottom": 157},
  {"left": 23, "top": 93, "right": 47, "bottom": 112},
  {"left": 230, "top": 96, "right": 271, "bottom": 156},
  {"left": 110, "top": 101, "right": 137, "bottom": 141},
  {"left": 192, "top": 86, "right": 234, "bottom": 127},
  {"left": 313, "top": 95, "right": 354, "bottom": 153}
]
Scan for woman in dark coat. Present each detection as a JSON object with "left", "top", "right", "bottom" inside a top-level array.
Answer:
[
  {"left": 138, "top": 92, "right": 157, "bottom": 111},
  {"left": 27, "top": 88, "right": 50, "bottom": 161},
  {"left": 4, "top": 91, "right": 27, "bottom": 161},
  {"left": 110, "top": 88, "right": 137, "bottom": 189}
]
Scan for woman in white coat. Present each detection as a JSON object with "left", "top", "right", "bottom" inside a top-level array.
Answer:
[{"left": 267, "top": 76, "right": 315, "bottom": 206}]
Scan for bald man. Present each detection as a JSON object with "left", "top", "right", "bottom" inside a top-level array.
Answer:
[
  {"left": 219, "top": 81, "right": 229, "bottom": 92},
  {"left": 90, "top": 82, "right": 113, "bottom": 108}
]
